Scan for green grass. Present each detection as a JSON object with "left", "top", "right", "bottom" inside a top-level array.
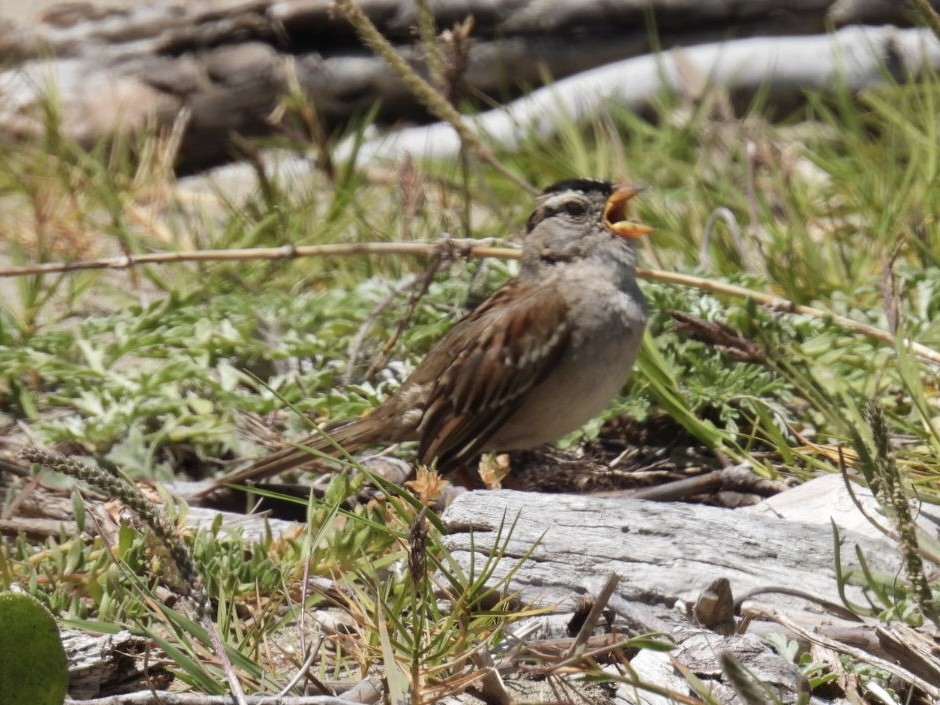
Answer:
[{"left": 1, "top": 40, "right": 939, "bottom": 703}]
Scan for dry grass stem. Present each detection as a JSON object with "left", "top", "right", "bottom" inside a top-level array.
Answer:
[
  {"left": 0, "top": 241, "right": 521, "bottom": 277},
  {"left": 3, "top": 240, "right": 938, "bottom": 366},
  {"left": 640, "top": 268, "right": 940, "bottom": 367},
  {"left": 565, "top": 573, "right": 620, "bottom": 658},
  {"left": 333, "top": 0, "right": 537, "bottom": 195},
  {"left": 906, "top": 0, "right": 940, "bottom": 40}
]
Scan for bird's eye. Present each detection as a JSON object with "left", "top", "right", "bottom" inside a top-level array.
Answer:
[{"left": 563, "top": 201, "right": 587, "bottom": 217}]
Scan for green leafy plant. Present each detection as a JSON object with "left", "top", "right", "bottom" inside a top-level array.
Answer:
[
  {"left": 2, "top": 19, "right": 940, "bottom": 703},
  {"left": 0, "top": 589, "right": 69, "bottom": 705}
]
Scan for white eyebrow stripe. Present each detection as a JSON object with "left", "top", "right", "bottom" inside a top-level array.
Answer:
[{"left": 537, "top": 193, "right": 587, "bottom": 210}]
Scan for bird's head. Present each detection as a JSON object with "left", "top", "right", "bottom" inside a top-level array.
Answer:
[{"left": 522, "top": 178, "right": 651, "bottom": 269}]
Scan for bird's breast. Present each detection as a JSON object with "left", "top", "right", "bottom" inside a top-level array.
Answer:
[{"left": 487, "top": 280, "right": 646, "bottom": 450}]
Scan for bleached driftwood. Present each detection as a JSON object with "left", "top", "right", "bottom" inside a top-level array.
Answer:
[
  {"left": 192, "top": 23, "right": 940, "bottom": 193},
  {"left": 441, "top": 489, "right": 940, "bottom": 700},
  {"left": 2, "top": 0, "right": 939, "bottom": 172},
  {"left": 337, "top": 25, "right": 940, "bottom": 164},
  {"left": 62, "top": 629, "right": 172, "bottom": 699},
  {"left": 441, "top": 489, "right": 898, "bottom": 611}
]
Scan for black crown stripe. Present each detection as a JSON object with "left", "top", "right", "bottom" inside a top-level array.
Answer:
[{"left": 540, "top": 178, "right": 614, "bottom": 197}]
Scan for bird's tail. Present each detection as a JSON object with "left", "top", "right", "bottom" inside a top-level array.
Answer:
[{"left": 198, "top": 417, "right": 380, "bottom": 496}]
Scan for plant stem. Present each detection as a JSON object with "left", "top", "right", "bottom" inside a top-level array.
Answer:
[{"left": 333, "top": 0, "right": 537, "bottom": 195}]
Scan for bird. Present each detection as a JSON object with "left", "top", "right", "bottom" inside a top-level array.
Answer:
[{"left": 203, "top": 178, "right": 651, "bottom": 494}]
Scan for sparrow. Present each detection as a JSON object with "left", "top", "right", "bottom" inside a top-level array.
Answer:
[{"left": 204, "top": 178, "right": 650, "bottom": 493}]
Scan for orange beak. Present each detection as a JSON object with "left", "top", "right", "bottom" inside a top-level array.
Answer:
[{"left": 603, "top": 184, "right": 653, "bottom": 239}]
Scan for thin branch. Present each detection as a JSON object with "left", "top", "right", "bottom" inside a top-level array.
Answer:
[
  {"left": 744, "top": 604, "right": 940, "bottom": 698},
  {"left": 333, "top": 0, "right": 538, "bottom": 196},
  {"left": 906, "top": 0, "right": 940, "bottom": 41},
  {"left": 344, "top": 275, "right": 416, "bottom": 385},
  {"left": 4, "top": 240, "right": 940, "bottom": 366},
  {"left": 566, "top": 573, "right": 620, "bottom": 659},
  {"left": 636, "top": 267, "right": 940, "bottom": 367},
  {"left": 0, "top": 241, "right": 520, "bottom": 277},
  {"left": 361, "top": 255, "right": 444, "bottom": 382},
  {"left": 64, "top": 694, "right": 366, "bottom": 705}
]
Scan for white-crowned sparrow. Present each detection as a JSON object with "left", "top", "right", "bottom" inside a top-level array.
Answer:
[{"left": 206, "top": 178, "right": 650, "bottom": 491}]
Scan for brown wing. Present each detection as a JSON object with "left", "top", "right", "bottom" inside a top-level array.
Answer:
[
  {"left": 200, "top": 278, "right": 571, "bottom": 496},
  {"left": 405, "top": 278, "right": 572, "bottom": 471}
]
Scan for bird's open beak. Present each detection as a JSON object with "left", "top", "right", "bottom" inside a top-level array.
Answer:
[{"left": 604, "top": 184, "right": 653, "bottom": 239}]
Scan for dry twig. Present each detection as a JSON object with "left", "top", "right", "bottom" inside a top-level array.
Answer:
[
  {"left": 333, "top": 0, "right": 537, "bottom": 196},
  {"left": 3, "top": 240, "right": 939, "bottom": 367}
]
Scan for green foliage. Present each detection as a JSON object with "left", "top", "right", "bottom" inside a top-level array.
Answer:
[
  {"left": 0, "top": 276, "right": 477, "bottom": 472},
  {"left": 329, "top": 502, "right": 545, "bottom": 703},
  {"left": 2, "top": 34, "right": 940, "bottom": 702},
  {"left": 0, "top": 590, "right": 68, "bottom": 705}
]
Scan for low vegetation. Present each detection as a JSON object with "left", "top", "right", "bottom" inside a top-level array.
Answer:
[{"left": 1, "top": 8, "right": 938, "bottom": 703}]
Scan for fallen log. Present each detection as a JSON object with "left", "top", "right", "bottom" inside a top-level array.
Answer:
[
  {"left": 2, "top": 0, "right": 938, "bottom": 172},
  {"left": 441, "top": 489, "right": 940, "bottom": 701}
]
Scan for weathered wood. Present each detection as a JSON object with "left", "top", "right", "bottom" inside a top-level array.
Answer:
[
  {"left": 745, "top": 606, "right": 940, "bottom": 697},
  {"left": 335, "top": 25, "right": 940, "bottom": 165},
  {"left": 1, "top": 0, "right": 938, "bottom": 173},
  {"left": 440, "top": 489, "right": 898, "bottom": 612},
  {"left": 744, "top": 472, "right": 940, "bottom": 541},
  {"left": 187, "top": 22, "right": 940, "bottom": 197},
  {"left": 441, "top": 489, "right": 938, "bottom": 700},
  {"left": 2, "top": 0, "right": 911, "bottom": 62},
  {"left": 6, "top": 454, "right": 935, "bottom": 701},
  {"left": 62, "top": 629, "right": 173, "bottom": 698},
  {"left": 0, "top": 516, "right": 78, "bottom": 538}
]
